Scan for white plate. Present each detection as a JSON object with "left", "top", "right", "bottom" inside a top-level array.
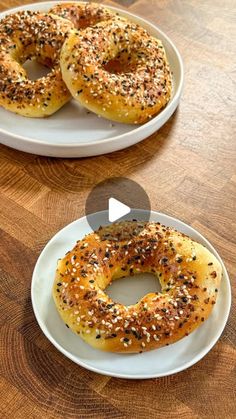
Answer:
[
  {"left": 0, "top": 1, "right": 183, "bottom": 157},
  {"left": 31, "top": 210, "right": 231, "bottom": 379}
]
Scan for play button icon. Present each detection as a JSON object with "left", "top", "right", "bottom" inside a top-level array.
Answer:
[
  {"left": 108, "top": 197, "right": 131, "bottom": 222},
  {"left": 85, "top": 177, "right": 151, "bottom": 232}
]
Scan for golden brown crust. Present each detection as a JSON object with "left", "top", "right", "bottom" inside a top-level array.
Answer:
[
  {"left": 60, "top": 19, "right": 172, "bottom": 124},
  {"left": 0, "top": 11, "right": 73, "bottom": 117},
  {"left": 52, "top": 221, "right": 222, "bottom": 353}
]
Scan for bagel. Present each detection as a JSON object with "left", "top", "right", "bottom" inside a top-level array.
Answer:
[
  {"left": 53, "top": 220, "right": 222, "bottom": 353},
  {"left": 49, "top": 2, "right": 117, "bottom": 29},
  {"left": 0, "top": 11, "right": 74, "bottom": 117},
  {"left": 60, "top": 19, "right": 172, "bottom": 124}
]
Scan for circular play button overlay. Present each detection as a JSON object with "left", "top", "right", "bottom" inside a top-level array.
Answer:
[{"left": 85, "top": 177, "right": 151, "bottom": 232}]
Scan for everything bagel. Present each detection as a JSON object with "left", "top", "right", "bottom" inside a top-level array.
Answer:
[
  {"left": 49, "top": 2, "right": 117, "bottom": 29},
  {"left": 60, "top": 19, "right": 172, "bottom": 124},
  {"left": 53, "top": 221, "right": 222, "bottom": 353},
  {"left": 0, "top": 11, "right": 73, "bottom": 117}
]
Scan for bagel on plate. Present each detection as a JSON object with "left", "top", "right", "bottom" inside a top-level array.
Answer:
[
  {"left": 53, "top": 220, "right": 221, "bottom": 353},
  {"left": 60, "top": 19, "right": 172, "bottom": 124},
  {"left": 0, "top": 11, "right": 73, "bottom": 117}
]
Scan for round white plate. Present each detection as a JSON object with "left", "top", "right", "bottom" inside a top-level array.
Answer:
[
  {"left": 0, "top": 1, "right": 183, "bottom": 157},
  {"left": 31, "top": 210, "right": 231, "bottom": 379}
]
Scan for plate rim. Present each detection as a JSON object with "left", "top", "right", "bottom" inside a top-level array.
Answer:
[
  {"left": 31, "top": 210, "right": 231, "bottom": 379},
  {"left": 0, "top": 1, "right": 184, "bottom": 149}
]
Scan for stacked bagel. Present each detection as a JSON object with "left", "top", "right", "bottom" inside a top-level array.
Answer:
[{"left": 0, "top": 2, "right": 172, "bottom": 123}]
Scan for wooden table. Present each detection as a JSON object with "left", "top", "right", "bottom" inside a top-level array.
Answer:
[{"left": 0, "top": 0, "right": 235, "bottom": 417}]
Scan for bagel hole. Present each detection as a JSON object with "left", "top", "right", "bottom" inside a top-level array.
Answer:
[
  {"left": 103, "top": 53, "right": 139, "bottom": 74},
  {"left": 106, "top": 273, "right": 161, "bottom": 306},
  {"left": 23, "top": 58, "right": 49, "bottom": 80}
]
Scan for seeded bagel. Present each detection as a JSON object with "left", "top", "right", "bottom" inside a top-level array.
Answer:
[
  {"left": 49, "top": 2, "right": 117, "bottom": 29},
  {"left": 0, "top": 11, "right": 73, "bottom": 117},
  {"left": 53, "top": 220, "right": 221, "bottom": 353},
  {"left": 60, "top": 19, "right": 172, "bottom": 124}
]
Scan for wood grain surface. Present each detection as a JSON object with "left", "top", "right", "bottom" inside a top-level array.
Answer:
[{"left": 0, "top": 0, "right": 235, "bottom": 418}]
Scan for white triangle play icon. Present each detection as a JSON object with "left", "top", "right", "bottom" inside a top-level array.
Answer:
[{"left": 108, "top": 197, "right": 131, "bottom": 223}]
